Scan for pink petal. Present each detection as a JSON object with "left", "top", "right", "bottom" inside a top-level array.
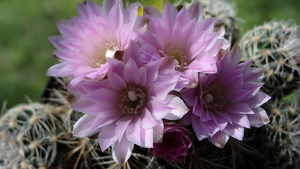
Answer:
[
  {"left": 197, "top": 17, "right": 214, "bottom": 32},
  {"left": 98, "top": 123, "right": 118, "bottom": 150},
  {"left": 107, "top": 57, "right": 125, "bottom": 77},
  {"left": 112, "top": 136, "right": 134, "bottom": 164},
  {"left": 140, "top": 108, "right": 158, "bottom": 129},
  {"left": 175, "top": 8, "right": 190, "bottom": 27},
  {"left": 48, "top": 36, "right": 66, "bottom": 50},
  {"left": 220, "top": 45, "right": 241, "bottom": 68},
  {"left": 144, "top": 59, "right": 162, "bottom": 85},
  {"left": 57, "top": 20, "right": 79, "bottom": 38},
  {"left": 248, "top": 107, "right": 270, "bottom": 127},
  {"left": 225, "top": 102, "right": 254, "bottom": 114},
  {"left": 71, "top": 96, "right": 102, "bottom": 115},
  {"left": 149, "top": 81, "right": 176, "bottom": 100},
  {"left": 201, "top": 120, "right": 219, "bottom": 137},
  {"left": 223, "top": 124, "right": 244, "bottom": 141},
  {"left": 246, "top": 91, "right": 271, "bottom": 108},
  {"left": 216, "top": 67, "right": 244, "bottom": 85},
  {"left": 140, "top": 127, "right": 154, "bottom": 148},
  {"left": 107, "top": 72, "right": 127, "bottom": 89},
  {"left": 103, "top": 0, "right": 117, "bottom": 13},
  {"left": 46, "top": 63, "right": 75, "bottom": 77},
  {"left": 245, "top": 67, "right": 264, "bottom": 82},
  {"left": 115, "top": 115, "right": 132, "bottom": 139},
  {"left": 73, "top": 114, "right": 101, "bottom": 138},
  {"left": 108, "top": 0, "right": 123, "bottom": 30},
  {"left": 164, "top": 94, "right": 189, "bottom": 120},
  {"left": 207, "top": 131, "right": 229, "bottom": 148},
  {"left": 192, "top": 117, "right": 209, "bottom": 140},
  {"left": 187, "top": 1, "right": 202, "bottom": 21},
  {"left": 70, "top": 74, "right": 88, "bottom": 86},
  {"left": 126, "top": 116, "right": 141, "bottom": 145},
  {"left": 77, "top": 3, "right": 89, "bottom": 19},
  {"left": 180, "top": 88, "right": 197, "bottom": 106},
  {"left": 86, "top": 88, "right": 119, "bottom": 107},
  {"left": 53, "top": 50, "right": 87, "bottom": 63},
  {"left": 225, "top": 90, "right": 250, "bottom": 103},
  {"left": 86, "top": 0, "right": 105, "bottom": 18},
  {"left": 179, "top": 111, "right": 193, "bottom": 126},
  {"left": 126, "top": 3, "right": 139, "bottom": 20},
  {"left": 146, "top": 98, "right": 173, "bottom": 121},
  {"left": 229, "top": 114, "right": 250, "bottom": 128},
  {"left": 144, "top": 5, "right": 161, "bottom": 18},
  {"left": 91, "top": 110, "right": 122, "bottom": 130},
  {"left": 152, "top": 120, "right": 164, "bottom": 143},
  {"left": 187, "top": 53, "right": 217, "bottom": 74},
  {"left": 212, "top": 113, "right": 228, "bottom": 131},
  {"left": 162, "top": 2, "right": 178, "bottom": 27},
  {"left": 123, "top": 59, "right": 140, "bottom": 84},
  {"left": 240, "top": 82, "right": 263, "bottom": 101}
]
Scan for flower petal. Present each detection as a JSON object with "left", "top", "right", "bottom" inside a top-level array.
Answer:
[
  {"left": 180, "top": 88, "right": 197, "bottom": 106},
  {"left": 140, "top": 127, "right": 154, "bottom": 148},
  {"left": 187, "top": 1, "right": 202, "bottom": 21},
  {"left": 73, "top": 114, "right": 100, "bottom": 138},
  {"left": 225, "top": 102, "right": 254, "bottom": 114},
  {"left": 146, "top": 98, "right": 173, "bottom": 121},
  {"left": 164, "top": 94, "right": 189, "bottom": 120},
  {"left": 246, "top": 91, "right": 271, "bottom": 108},
  {"left": 126, "top": 116, "right": 141, "bottom": 145},
  {"left": 112, "top": 136, "right": 134, "bottom": 164},
  {"left": 248, "top": 107, "right": 270, "bottom": 127},
  {"left": 98, "top": 123, "right": 118, "bottom": 150},
  {"left": 192, "top": 117, "right": 209, "bottom": 140},
  {"left": 207, "top": 131, "right": 229, "bottom": 148},
  {"left": 140, "top": 108, "right": 158, "bottom": 129},
  {"left": 223, "top": 124, "right": 244, "bottom": 141},
  {"left": 108, "top": 72, "right": 127, "bottom": 89},
  {"left": 153, "top": 120, "right": 164, "bottom": 143},
  {"left": 86, "top": 88, "right": 119, "bottom": 107},
  {"left": 225, "top": 90, "right": 250, "bottom": 103}
]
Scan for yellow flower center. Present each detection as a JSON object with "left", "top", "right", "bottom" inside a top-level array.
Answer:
[
  {"left": 166, "top": 45, "right": 187, "bottom": 71},
  {"left": 91, "top": 42, "right": 118, "bottom": 68}
]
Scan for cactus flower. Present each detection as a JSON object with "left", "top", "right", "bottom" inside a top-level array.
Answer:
[{"left": 180, "top": 46, "right": 271, "bottom": 148}]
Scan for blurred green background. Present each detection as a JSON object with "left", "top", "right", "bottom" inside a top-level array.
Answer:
[{"left": 0, "top": 0, "right": 300, "bottom": 109}]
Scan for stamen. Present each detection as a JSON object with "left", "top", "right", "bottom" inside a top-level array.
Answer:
[
  {"left": 166, "top": 45, "right": 187, "bottom": 71},
  {"left": 202, "top": 84, "right": 226, "bottom": 111},
  {"left": 119, "top": 85, "right": 147, "bottom": 115},
  {"left": 91, "top": 42, "right": 118, "bottom": 68},
  {"left": 104, "top": 42, "right": 118, "bottom": 59},
  {"left": 128, "top": 91, "right": 137, "bottom": 101},
  {"left": 203, "top": 93, "right": 213, "bottom": 103}
]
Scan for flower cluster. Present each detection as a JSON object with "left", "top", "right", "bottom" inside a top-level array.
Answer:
[{"left": 47, "top": 0, "right": 270, "bottom": 165}]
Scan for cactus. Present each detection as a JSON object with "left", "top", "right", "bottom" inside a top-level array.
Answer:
[
  {"left": 239, "top": 20, "right": 300, "bottom": 99},
  {"left": 196, "top": 0, "right": 240, "bottom": 46},
  {"left": 264, "top": 100, "right": 300, "bottom": 168},
  {"left": 0, "top": 101, "right": 106, "bottom": 169},
  {"left": 0, "top": 102, "right": 69, "bottom": 168}
]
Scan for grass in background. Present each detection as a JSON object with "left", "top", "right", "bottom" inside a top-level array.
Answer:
[{"left": 0, "top": 0, "right": 299, "bottom": 108}]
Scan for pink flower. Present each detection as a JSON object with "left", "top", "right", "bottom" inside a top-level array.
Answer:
[
  {"left": 180, "top": 46, "right": 271, "bottom": 148},
  {"left": 149, "top": 120, "right": 192, "bottom": 164},
  {"left": 47, "top": 0, "right": 143, "bottom": 86},
  {"left": 138, "top": 2, "right": 230, "bottom": 90},
  {"left": 68, "top": 42, "right": 189, "bottom": 164}
]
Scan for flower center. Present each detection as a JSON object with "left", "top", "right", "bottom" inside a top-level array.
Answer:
[
  {"left": 202, "top": 84, "right": 226, "bottom": 111},
  {"left": 91, "top": 42, "right": 118, "bottom": 68},
  {"left": 165, "top": 45, "right": 187, "bottom": 71},
  {"left": 118, "top": 85, "right": 147, "bottom": 115}
]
